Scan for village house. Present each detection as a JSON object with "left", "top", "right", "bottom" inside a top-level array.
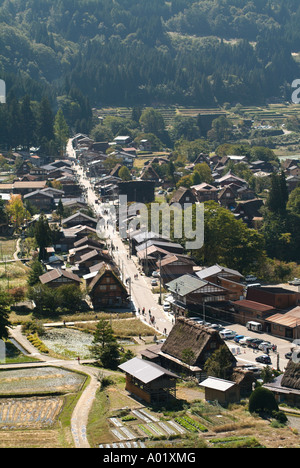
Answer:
[
  {"left": 246, "top": 286, "right": 299, "bottom": 310},
  {"left": 231, "top": 299, "right": 275, "bottom": 329},
  {"left": 191, "top": 183, "right": 219, "bottom": 203},
  {"left": 118, "top": 357, "right": 179, "bottom": 405},
  {"left": 130, "top": 231, "right": 171, "bottom": 256},
  {"left": 68, "top": 244, "right": 103, "bottom": 265},
  {"left": 142, "top": 318, "right": 237, "bottom": 381},
  {"left": 233, "top": 198, "right": 264, "bottom": 228},
  {"left": 39, "top": 268, "right": 82, "bottom": 289},
  {"left": 217, "top": 185, "right": 237, "bottom": 210},
  {"left": 77, "top": 249, "right": 111, "bottom": 273},
  {"left": 88, "top": 264, "right": 129, "bottom": 309},
  {"left": 264, "top": 359, "right": 300, "bottom": 408},
  {"left": 140, "top": 164, "right": 160, "bottom": 184},
  {"left": 169, "top": 186, "right": 197, "bottom": 206},
  {"left": 62, "top": 211, "right": 98, "bottom": 229},
  {"left": 215, "top": 171, "right": 248, "bottom": 188},
  {"left": 157, "top": 254, "right": 197, "bottom": 286},
  {"left": 117, "top": 180, "right": 155, "bottom": 203},
  {"left": 24, "top": 190, "right": 54, "bottom": 212},
  {"left": 196, "top": 264, "right": 245, "bottom": 301},
  {"left": 166, "top": 274, "right": 229, "bottom": 317},
  {"left": 265, "top": 307, "right": 300, "bottom": 340},
  {"left": 3, "top": 180, "right": 48, "bottom": 196}
]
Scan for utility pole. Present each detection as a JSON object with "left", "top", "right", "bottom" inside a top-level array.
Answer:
[{"left": 159, "top": 254, "right": 162, "bottom": 305}]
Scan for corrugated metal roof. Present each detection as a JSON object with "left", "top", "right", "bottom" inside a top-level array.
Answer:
[
  {"left": 200, "top": 377, "right": 236, "bottom": 392},
  {"left": 166, "top": 274, "right": 208, "bottom": 295},
  {"left": 118, "top": 357, "right": 179, "bottom": 384}
]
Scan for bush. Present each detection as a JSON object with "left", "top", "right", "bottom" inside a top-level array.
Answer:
[
  {"left": 248, "top": 387, "right": 278, "bottom": 415},
  {"left": 272, "top": 410, "right": 288, "bottom": 424}
]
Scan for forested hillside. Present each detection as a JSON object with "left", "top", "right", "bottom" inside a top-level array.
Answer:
[{"left": 1, "top": 0, "right": 300, "bottom": 108}]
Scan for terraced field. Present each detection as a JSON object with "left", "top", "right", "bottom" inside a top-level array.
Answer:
[
  {"left": 0, "top": 367, "right": 86, "bottom": 396},
  {"left": 0, "top": 396, "right": 63, "bottom": 429}
]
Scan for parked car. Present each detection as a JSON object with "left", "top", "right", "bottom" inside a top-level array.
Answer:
[
  {"left": 248, "top": 339, "right": 264, "bottom": 349},
  {"left": 151, "top": 279, "right": 158, "bottom": 286},
  {"left": 219, "top": 329, "right": 237, "bottom": 340},
  {"left": 256, "top": 355, "right": 272, "bottom": 365},
  {"left": 243, "top": 365, "right": 262, "bottom": 376},
  {"left": 210, "top": 324, "right": 224, "bottom": 331},
  {"left": 285, "top": 352, "right": 292, "bottom": 360},
  {"left": 239, "top": 336, "right": 252, "bottom": 346},
  {"left": 258, "top": 341, "right": 272, "bottom": 352},
  {"left": 234, "top": 335, "right": 244, "bottom": 343},
  {"left": 245, "top": 275, "right": 258, "bottom": 282},
  {"left": 289, "top": 278, "right": 300, "bottom": 286},
  {"left": 163, "top": 303, "right": 171, "bottom": 312},
  {"left": 152, "top": 271, "right": 160, "bottom": 278}
]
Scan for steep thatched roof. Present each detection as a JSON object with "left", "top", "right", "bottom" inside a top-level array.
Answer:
[
  {"left": 161, "top": 317, "right": 233, "bottom": 367},
  {"left": 281, "top": 360, "right": 300, "bottom": 390}
]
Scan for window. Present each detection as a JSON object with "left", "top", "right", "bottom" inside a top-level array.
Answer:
[{"left": 110, "top": 285, "right": 117, "bottom": 290}]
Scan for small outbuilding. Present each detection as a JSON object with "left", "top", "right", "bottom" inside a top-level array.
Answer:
[
  {"left": 118, "top": 357, "right": 179, "bottom": 405},
  {"left": 200, "top": 376, "right": 240, "bottom": 405}
]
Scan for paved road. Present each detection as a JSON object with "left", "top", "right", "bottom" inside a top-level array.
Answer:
[{"left": 68, "top": 144, "right": 173, "bottom": 335}]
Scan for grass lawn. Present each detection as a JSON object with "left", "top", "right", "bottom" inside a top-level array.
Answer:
[
  {"left": 0, "top": 261, "right": 28, "bottom": 290},
  {"left": 0, "top": 236, "right": 17, "bottom": 260}
]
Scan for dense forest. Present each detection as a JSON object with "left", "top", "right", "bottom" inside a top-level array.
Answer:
[{"left": 1, "top": 0, "right": 300, "bottom": 113}]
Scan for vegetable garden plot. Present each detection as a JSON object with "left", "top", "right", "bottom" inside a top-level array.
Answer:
[{"left": 0, "top": 397, "right": 63, "bottom": 429}]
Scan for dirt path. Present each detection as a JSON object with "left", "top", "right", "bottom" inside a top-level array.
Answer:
[{"left": 5, "top": 326, "right": 111, "bottom": 448}]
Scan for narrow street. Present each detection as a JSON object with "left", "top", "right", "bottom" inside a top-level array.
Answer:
[{"left": 68, "top": 140, "right": 173, "bottom": 335}]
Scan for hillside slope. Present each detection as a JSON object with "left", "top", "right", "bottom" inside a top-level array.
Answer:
[{"left": 0, "top": 0, "right": 300, "bottom": 106}]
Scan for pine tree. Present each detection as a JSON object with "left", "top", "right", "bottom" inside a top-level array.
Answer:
[
  {"left": 34, "top": 215, "right": 53, "bottom": 261},
  {"left": 54, "top": 109, "right": 69, "bottom": 157}
]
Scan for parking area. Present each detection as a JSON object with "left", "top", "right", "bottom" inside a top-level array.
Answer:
[{"left": 224, "top": 323, "right": 293, "bottom": 372}]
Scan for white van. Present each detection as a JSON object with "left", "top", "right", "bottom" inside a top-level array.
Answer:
[{"left": 246, "top": 321, "right": 263, "bottom": 333}]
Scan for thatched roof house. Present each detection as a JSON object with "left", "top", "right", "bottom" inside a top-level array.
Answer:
[
  {"left": 264, "top": 359, "right": 300, "bottom": 407},
  {"left": 144, "top": 317, "right": 237, "bottom": 380},
  {"left": 281, "top": 360, "right": 300, "bottom": 389}
]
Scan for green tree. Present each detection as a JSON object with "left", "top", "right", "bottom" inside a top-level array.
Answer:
[
  {"left": 56, "top": 284, "right": 84, "bottom": 313},
  {"left": 287, "top": 187, "right": 300, "bottom": 216},
  {"left": 54, "top": 108, "right": 69, "bottom": 156},
  {"left": 119, "top": 165, "right": 132, "bottom": 181},
  {"left": 36, "top": 97, "right": 54, "bottom": 142},
  {"left": 196, "top": 201, "right": 265, "bottom": 274},
  {"left": 204, "top": 345, "right": 235, "bottom": 380},
  {"left": 139, "top": 108, "right": 165, "bottom": 137},
  {"left": 27, "top": 259, "right": 44, "bottom": 287},
  {"left": 0, "top": 289, "right": 11, "bottom": 340},
  {"left": 194, "top": 162, "right": 213, "bottom": 184},
  {"left": 56, "top": 199, "right": 64, "bottom": 224},
  {"left": 91, "top": 319, "right": 120, "bottom": 369},
  {"left": 267, "top": 172, "right": 287, "bottom": 214},
  {"left": 21, "top": 95, "right": 37, "bottom": 150},
  {"left": 34, "top": 214, "right": 53, "bottom": 261},
  {"left": 248, "top": 387, "right": 278, "bottom": 415}
]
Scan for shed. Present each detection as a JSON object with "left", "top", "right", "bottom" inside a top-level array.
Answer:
[
  {"left": 118, "top": 357, "right": 179, "bottom": 404},
  {"left": 200, "top": 376, "right": 240, "bottom": 404}
]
